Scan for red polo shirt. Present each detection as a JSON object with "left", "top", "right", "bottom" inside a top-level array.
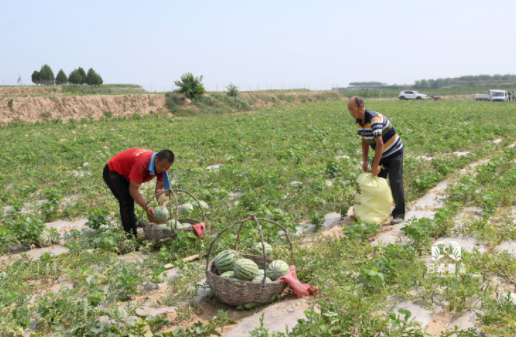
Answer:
[{"left": 108, "top": 148, "right": 165, "bottom": 185}]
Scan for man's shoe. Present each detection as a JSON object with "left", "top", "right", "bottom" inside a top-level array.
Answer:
[{"left": 390, "top": 218, "right": 405, "bottom": 225}]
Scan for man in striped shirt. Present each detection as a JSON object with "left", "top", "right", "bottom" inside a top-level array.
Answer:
[{"left": 348, "top": 96, "right": 405, "bottom": 224}]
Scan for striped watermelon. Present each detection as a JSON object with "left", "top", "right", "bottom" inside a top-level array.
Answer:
[
  {"left": 193, "top": 201, "right": 209, "bottom": 210},
  {"left": 180, "top": 203, "right": 194, "bottom": 214},
  {"left": 233, "top": 258, "right": 259, "bottom": 280},
  {"left": 154, "top": 206, "right": 169, "bottom": 224},
  {"left": 177, "top": 222, "right": 191, "bottom": 229},
  {"left": 251, "top": 275, "right": 272, "bottom": 283},
  {"left": 35, "top": 233, "right": 51, "bottom": 247},
  {"left": 168, "top": 220, "right": 190, "bottom": 229},
  {"left": 214, "top": 250, "right": 237, "bottom": 272},
  {"left": 257, "top": 269, "right": 265, "bottom": 276},
  {"left": 267, "top": 260, "right": 289, "bottom": 281},
  {"left": 252, "top": 242, "right": 273, "bottom": 256},
  {"left": 220, "top": 271, "right": 240, "bottom": 280}
]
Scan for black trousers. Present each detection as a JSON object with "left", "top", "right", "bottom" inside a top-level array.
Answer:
[
  {"left": 376, "top": 154, "right": 406, "bottom": 219},
  {"left": 103, "top": 164, "right": 138, "bottom": 237}
]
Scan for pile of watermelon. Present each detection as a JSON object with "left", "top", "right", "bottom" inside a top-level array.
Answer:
[
  {"left": 212, "top": 244, "right": 290, "bottom": 283},
  {"left": 156, "top": 219, "right": 191, "bottom": 230}
]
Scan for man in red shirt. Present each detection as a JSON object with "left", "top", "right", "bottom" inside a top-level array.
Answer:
[{"left": 103, "top": 148, "right": 174, "bottom": 237}]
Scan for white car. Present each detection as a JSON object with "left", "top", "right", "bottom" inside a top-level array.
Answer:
[{"left": 399, "top": 90, "right": 428, "bottom": 100}]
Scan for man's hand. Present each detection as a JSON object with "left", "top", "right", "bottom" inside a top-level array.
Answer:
[
  {"left": 362, "top": 162, "right": 369, "bottom": 173},
  {"left": 146, "top": 206, "right": 156, "bottom": 222},
  {"left": 371, "top": 165, "right": 380, "bottom": 177}
]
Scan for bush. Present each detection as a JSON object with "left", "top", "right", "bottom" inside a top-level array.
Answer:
[
  {"left": 5, "top": 215, "right": 47, "bottom": 248},
  {"left": 262, "top": 95, "right": 277, "bottom": 103},
  {"left": 165, "top": 92, "right": 183, "bottom": 112},
  {"left": 201, "top": 95, "right": 219, "bottom": 106},
  {"left": 55, "top": 69, "right": 68, "bottom": 85},
  {"left": 174, "top": 72, "right": 206, "bottom": 100},
  {"left": 226, "top": 83, "right": 239, "bottom": 97}
]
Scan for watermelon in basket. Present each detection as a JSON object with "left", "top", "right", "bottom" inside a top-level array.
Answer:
[
  {"left": 139, "top": 189, "right": 206, "bottom": 242},
  {"left": 205, "top": 214, "right": 293, "bottom": 306}
]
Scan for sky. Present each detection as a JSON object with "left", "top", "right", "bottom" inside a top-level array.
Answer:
[{"left": 1, "top": 0, "right": 515, "bottom": 91}]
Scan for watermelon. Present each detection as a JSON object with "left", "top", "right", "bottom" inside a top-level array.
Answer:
[
  {"left": 233, "top": 258, "right": 259, "bottom": 280},
  {"left": 179, "top": 203, "right": 194, "bottom": 214},
  {"left": 157, "top": 223, "right": 169, "bottom": 229},
  {"left": 50, "top": 233, "right": 60, "bottom": 245},
  {"left": 267, "top": 260, "right": 289, "bottom": 281},
  {"left": 220, "top": 271, "right": 240, "bottom": 280},
  {"left": 214, "top": 250, "right": 238, "bottom": 272},
  {"left": 193, "top": 201, "right": 209, "bottom": 210},
  {"left": 177, "top": 222, "right": 191, "bottom": 229},
  {"left": 252, "top": 242, "right": 273, "bottom": 256},
  {"left": 35, "top": 233, "right": 51, "bottom": 247},
  {"left": 257, "top": 269, "right": 265, "bottom": 276},
  {"left": 251, "top": 275, "right": 272, "bottom": 283},
  {"left": 167, "top": 220, "right": 189, "bottom": 229},
  {"left": 153, "top": 206, "right": 169, "bottom": 224}
]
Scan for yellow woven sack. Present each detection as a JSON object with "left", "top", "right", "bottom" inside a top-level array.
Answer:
[{"left": 353, "top": 173, "right": 393, "bottom": 224}]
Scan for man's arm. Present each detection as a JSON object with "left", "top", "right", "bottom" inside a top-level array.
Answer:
[
  {"left": 362, "top": 136, "right": 370, "bottom": 172},
  {"left": 155, "top": 180, "right": 167, "bottom": 207},
  {"left": 129, "top": 180, "right": 156, "bottom": 222},
  {"left": 371, "top": 137, "right": 384, "bottom": 176}
]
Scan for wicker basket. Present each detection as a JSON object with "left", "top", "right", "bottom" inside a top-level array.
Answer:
[
  {"left": 205, "top": 214, "right": 294, "bottom": 306},
  {"left": 139, "top": 189, "right": 206, "bottom": 242}
]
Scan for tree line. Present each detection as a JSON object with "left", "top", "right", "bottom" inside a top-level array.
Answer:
[
  {"left": 31, "top": 64, "right": 103, "bottom": 86},
  {"left": 414, "top": 74, "right": 516, "bottom": 89}
]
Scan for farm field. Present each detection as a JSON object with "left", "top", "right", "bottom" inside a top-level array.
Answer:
[{"left": 1, "top": 99, "right": 516, "bottom": 336}]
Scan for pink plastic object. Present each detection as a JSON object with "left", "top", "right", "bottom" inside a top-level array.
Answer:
[{"left": 276, "top": 265, "right": 317, "bottom": 297}]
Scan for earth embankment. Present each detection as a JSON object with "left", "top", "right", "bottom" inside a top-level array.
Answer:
[
  {"left": 0, "top": 92, "right": 343, "bottom": 124},
  {"left": 0, "top": 94, "right": 168, "bottom": 124}
]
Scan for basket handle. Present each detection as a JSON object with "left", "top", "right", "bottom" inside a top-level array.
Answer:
[
  {"left": 205, "top": 214, "right": 294, "bottom": 285},
  {"left": 169, "top": 189, "right": 206, "bottom": 223},
  {"left": 139, "top": 189, "right": 180, "bottom": 229}
]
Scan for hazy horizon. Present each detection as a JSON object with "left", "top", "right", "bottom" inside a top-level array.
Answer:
[{"left": 2, "top": 0, "right": 515, "bottom": 91}]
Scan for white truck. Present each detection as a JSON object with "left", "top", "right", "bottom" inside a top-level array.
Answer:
[{"left": 474, "top": 90, "right": 509, "bottom": 102}]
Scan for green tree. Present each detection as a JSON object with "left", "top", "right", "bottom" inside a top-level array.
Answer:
[
  {"left": 31, "top": 71, "right": 40, "bottom": 85},
  {"left": 55, "top": 69, "right": 68, "bottom": 85},
  {"left": 38, "top": 64, "right": 55, "bottom": 85},
  {"left": 174, "top": 73, "right": 206, "bottom": 100},
  {"left": 226, "top": 83, "right": 239, "bottom": 97},
  {"left": 77, "top": 67, "right": 87, "bottom": 84},
  {"left": 68, "top": 69, "right": 82, "bottom": 84},
  {"left": 85, "top": 68, "right": 103, "bottom": 85}
]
